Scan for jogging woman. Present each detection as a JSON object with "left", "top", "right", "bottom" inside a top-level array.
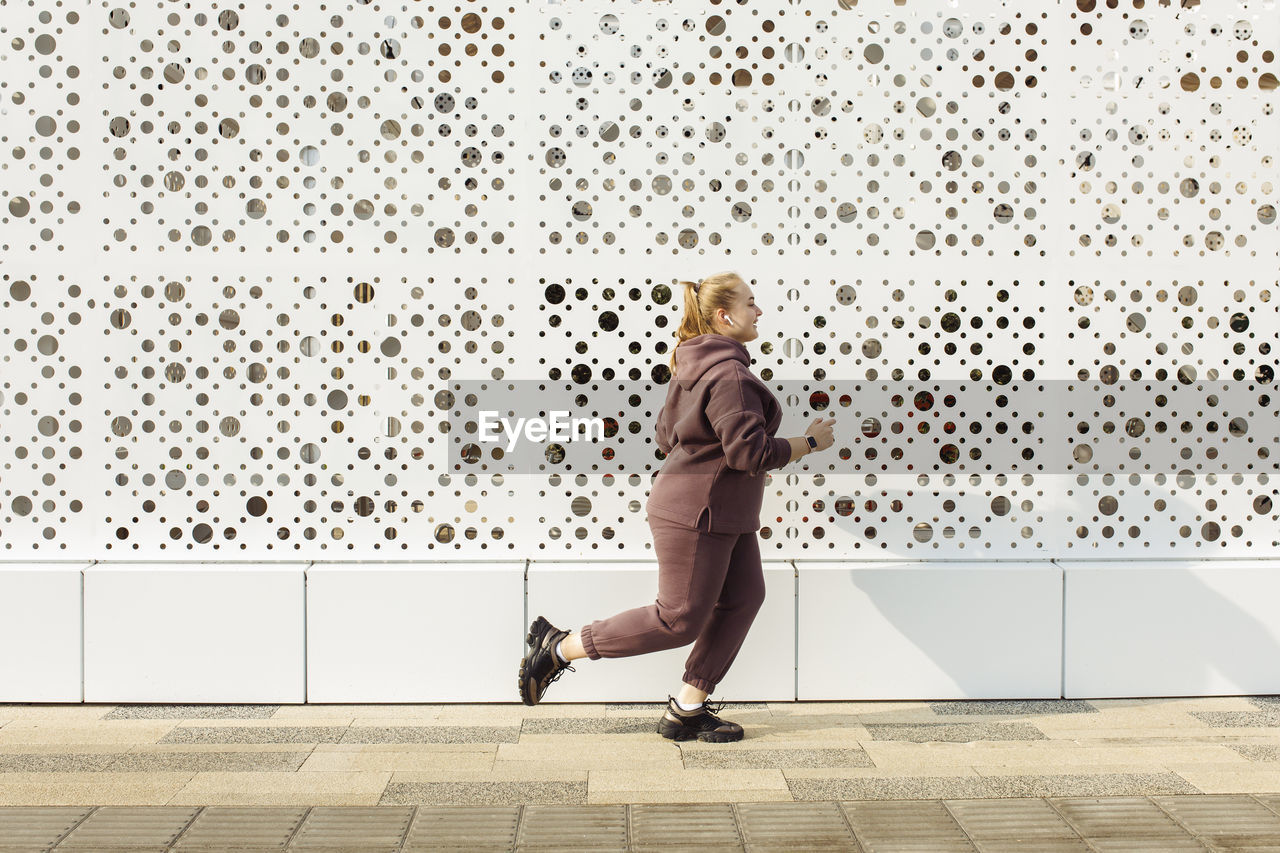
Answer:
[{"left": 517, "top": 271, "right": 837, "bottom": 742}]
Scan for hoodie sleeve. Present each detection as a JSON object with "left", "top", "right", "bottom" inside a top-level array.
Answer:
[{"left": 706, "top": 371, "right": 793, "bottom": 474}]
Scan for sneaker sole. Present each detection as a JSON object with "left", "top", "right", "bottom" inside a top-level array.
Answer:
[
  {"left": 518, "top": 617, "right": 554, "bottom": 706},
  {"left": 517, "top": 655, "right": 538, "bottom": 706},
  {"left": 656, "top": 719, "right": 743, "bottom": 743}
]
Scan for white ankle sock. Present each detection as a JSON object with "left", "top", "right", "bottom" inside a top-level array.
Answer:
[
  {"left": 675, "top": 699, "right": 703, "bottom": 711},
  {"left": 554, "top": 640, "right": 568, "bottom": 664}
]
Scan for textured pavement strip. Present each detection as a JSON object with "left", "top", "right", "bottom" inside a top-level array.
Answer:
[
  {"left": 13, "top": 797, "right": 1280, "bottom": 850},
  {"left": 5, "top": 698, "right": 1280, "bottom": 847}
]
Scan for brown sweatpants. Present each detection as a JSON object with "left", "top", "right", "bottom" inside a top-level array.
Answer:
[{"left": 577, "top": 511, "right": 766, "bottom": 694}]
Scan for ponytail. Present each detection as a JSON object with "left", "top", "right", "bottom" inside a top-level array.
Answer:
[{"left": 668, "top": 272, "right": 741, "bottom": 378}]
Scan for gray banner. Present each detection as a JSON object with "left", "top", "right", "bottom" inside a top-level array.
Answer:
[{"left": 437, "top": 380, "right": 1277, "bottom": 477}]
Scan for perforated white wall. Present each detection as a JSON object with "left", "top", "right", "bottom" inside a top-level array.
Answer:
[{"left": 1, "top": 0, "right": 1275, "bottom": 561}]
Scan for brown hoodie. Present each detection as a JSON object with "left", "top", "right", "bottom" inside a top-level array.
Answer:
[{"left": 645, "top": 333, "right": 793, "bottom": 533}]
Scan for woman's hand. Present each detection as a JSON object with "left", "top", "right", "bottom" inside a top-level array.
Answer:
[{"left": 805, "top": 417, "right": 837, "bottom": 452}]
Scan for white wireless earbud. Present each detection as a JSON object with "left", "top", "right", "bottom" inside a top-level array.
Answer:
[{"left": 724, "top": 315, "right": 733, "bottom": 327}]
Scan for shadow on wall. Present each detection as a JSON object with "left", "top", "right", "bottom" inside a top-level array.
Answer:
[
  {"left": 841, "top": 561, "right": 1280, "bottom": 701},
  {"left": 834, "top": 478, "right": 1280, "bottom": 700},
  {"left": 1063, "top": 479, "right": 1280, "bottom": 698},
  {"left": 832, "top": 563, "right": 1061, "bottom": 701},
  {"left": 1057, "top": 560, "right": 1280, "bottom": 698}
]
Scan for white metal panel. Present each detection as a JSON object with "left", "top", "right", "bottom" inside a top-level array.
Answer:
[
  {"left": 306, "top": 562, "right": 526, "bottom": 702},
  {"left": 83, "top": 563, "right": 306, "bottom": 703},
  {"left": 0, "top": 564, "right": 86, "bottom": 702},
  {"left": 1062, "top": 559, "right": 1280, "bottom": 698},
  {"left": 797, "top": 561, "right": 1062, "bottom": 699}
]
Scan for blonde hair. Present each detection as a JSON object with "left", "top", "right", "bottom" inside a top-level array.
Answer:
[{"left": 668, "top": 271, "right": 743, "bottom": 377}]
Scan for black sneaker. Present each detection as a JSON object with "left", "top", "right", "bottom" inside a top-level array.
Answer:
[
  {"left": 656, "top": 696, "right": 744, "bottom": 743},
  {"left": 518, "top": 616, "right": 573, "bottom": 706}
]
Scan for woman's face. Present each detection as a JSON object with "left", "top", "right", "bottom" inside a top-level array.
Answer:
[{"left": 714, "top": 280, "right": 762, "bottom": 343}]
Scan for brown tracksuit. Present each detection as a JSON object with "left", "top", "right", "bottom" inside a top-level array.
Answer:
[{"left": 578, "top": 334, "right": 794, "bottom": 693}]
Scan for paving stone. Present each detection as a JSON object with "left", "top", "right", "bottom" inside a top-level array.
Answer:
[
  {"left": 343, "top": 727, "right": 521, "bottom": 745},
  {"left": 1050, "top": 797, "right": 1206, "bottom": 849},
  {"left": 310, "top": 744, "right": 499, "bottom": 759},
  {"left": 3, "top": 799, "right": 1280, "bottom": 848},
  {"left": 0, "top": 744, "right": 128, "bottom": 756},
  {"left": 307, "top": 749, "right": 496, "bottom": 773},
  {"left": 863, "top": 723, "right": 1047, "bottom": 742},
  {"left": 0, "top": 753, "right": 119, "bottom": 772},
  {"left": 1192, "top": 709, "right": 1280, "bottom": 728},
  {"left": 589, "top": 768, "right": 788, "bottom": 797},
  {"left": 0, "top": 720, "right": 180, "bottom": 745},
  {"left": 158, "top": 726, "right": 520, "bottom": 745},
  {"left": 103, "top": 705, "right": 279, "bottom": 720},
  {"left": 1172, "top": 765, "right": 1280, "bottom": 795},
  {"left": 496, "top": 741, "right": 678, "bottom": 766},
  {"left": 716, "top": 714, "right": 868, "bottom": 745},
  {"left": 765, "top": 702, "right": 931, "bottom": 719},
  {"left": 286, "top": 806, "right": 412, "bottom": 852},
  {"left": 272, "top": 705, "right": 445, "bottom": 719},
  {"left": 517, "top": 804, "right": 627, "bottom": 850},
  {"left": 520, "top": 717, "right": 660, "bottom": 735},
  {"left": 389, "top": 768, "right": 587, "bottom": 784},
  {"left": 871, "top": 740, "right": 1238, "bottom": 771},
  {"left": 159, "top": 727, "right": 349, "bottom": 745},
  {"left": 590, "top": 788, "right": 792, "bottom": 805},
  {"left": 681, "top": 747, "right": 874, "bottom": 770},
  {"left": 403, "top": 805, "right": 519, "bottom": 852},
  {"left": 966, "top": 841, "right": 1089, "bottom": 852},
  {"left": 789, "top": 773, "right": 1199, "bottom": 802},
  {"left": 0, "top": 806, "right": 92, "bottom": 850},
  {"left": 842, "top": 800, "right": 976, "bottom": 852},
  {"left": 0, "top": 706, "right": 117, "bottom": 722},
  {"left": 944, "top": 797, "right": 1086, "bottom": 847},
  {"left": 791, "top": 776, "right": 995, "bottom": 802},
  {"left": 736, "top": 801, "right": 858, "bottom": 849},
  {"left": 976, "top": 773, "right": 1201, "bottom": 798},
  {"left": 380, "top": 781, "right": 586, "bottom": 806},
  {"left": 1154, "top": 794, "right": 1280, "bottom": 847},
  {"left": 1230, "top": 744, "right": 1280, "bottom": 762},
  {"left": 165, "top": 770, "right": 390, "bottom": 807},
  {"left": 930, "top": 701, "right": 1098, "bottom": 716},
  {"left": 106, "top": 750, "right": 310, "bottom": 772},
  {"left": 0, "top": 774, "right": 195, "bottom": 808},
  {"left": 170, "top": 806, "right": 305, "bottom": 851},
  {"left": 56, "top": 806, "right": 200, "bottom": 851},
  {"left": 629, "top": 803, "right": 741, "bottom": 849}
]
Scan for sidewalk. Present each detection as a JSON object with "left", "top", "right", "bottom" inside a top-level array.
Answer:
[
  {"left": 1, "top": 697, "right": 1279, "bottom": 848},
  {"left": 5, "top": 797, "right": 1280, "bottom": 850}
]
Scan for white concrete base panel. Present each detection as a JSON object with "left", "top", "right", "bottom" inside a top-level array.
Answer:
[
  {"left": 21, "top": 557, "right": 1280, "bottom": 703},
  {"left": 306, "top": 563, "right": 525, "bottom": 702},
  {"left": 797, "top": 562, "right": 1063, "bottom": 700},
  {"left": 0, "top": 564, "right": 86, "bottom": 702},
  {"left": 83, "top": 563, "right": 306, "bottom": 703},
  {"left": 1062, "top": 560, "right": 1280, "bottom": 698},
  {"left": 527, "top": 561, "right": 795, "bottom": 702}
]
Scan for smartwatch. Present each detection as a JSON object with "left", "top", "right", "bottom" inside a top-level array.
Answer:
[{"left": 805, "top": 435, "right": 818, "bottom": 450}]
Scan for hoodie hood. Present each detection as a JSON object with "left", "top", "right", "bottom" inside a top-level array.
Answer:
[{"left": 673, "top": 333, "right": 749, "bottom": 390}]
